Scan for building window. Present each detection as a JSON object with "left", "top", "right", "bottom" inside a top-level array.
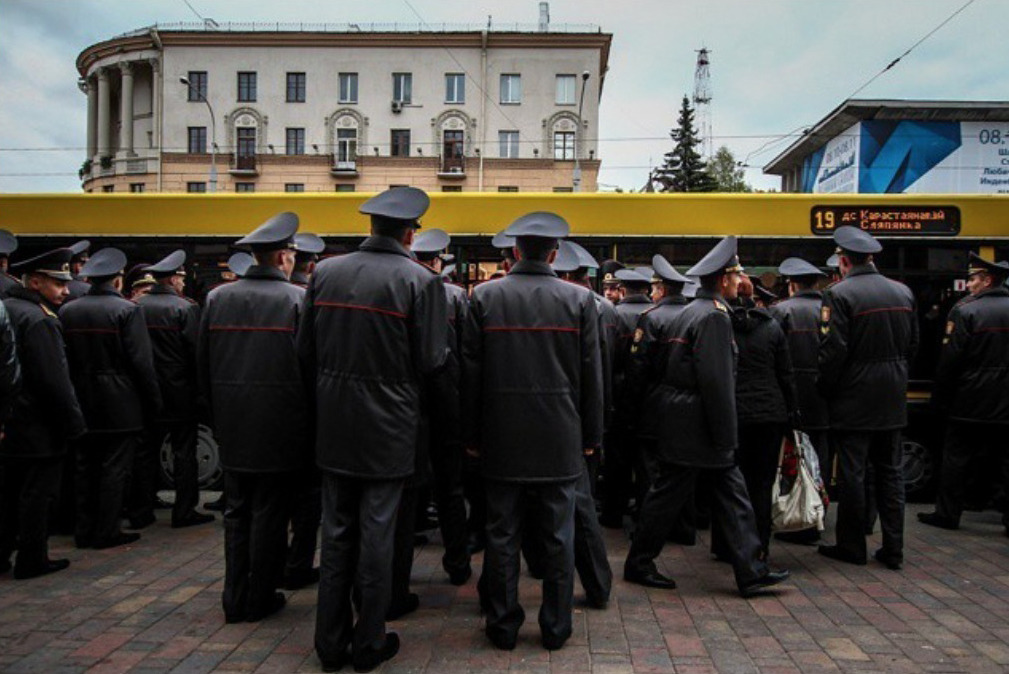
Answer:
[
  {"left": 286, "top": 128, "right": 305, "bottom": 155},
  {"left": 286, "top": 72, "right": 306, "bottom": 102},
  {"left": 498, "top": 186, "right": 519, "bottom": 192},
  {"left": 237, "top": 71, "right": 257, "bottom": 102},
  {"left": 129, "top": 183, "right": 145, "bottom": 193},
  {"left": 235, "top": 182, "right": 256, "bottom": 193},
  {"left": 553, "top": 131, "right": 575, "bottom": 160},
  {"left": 339, "top": 72, "right": 358, "bottom": 104},
  {"left": 445, "top": 73, "right": 465, "bottom": 104},
  {"left": 390, "top": 129, "right": 411, "bottom": 157},
  {"left": 101, "top": 185, "right": 115, "bottom": 193},
  {"left": 393, "top": 73, "right": 412, "bottom": 104},
  {"left": 500, "top": 74, "right": 521, "bottom": 104},
  {"left": 285, "top": 183, "right": 305, "bottom": 192},
  {"left": 334, "top": 184, "right": 356, "bottom": 192},
  {"left": 498, "top": 130, "right": 519, "bottom": 159},
  {"left": 442, "top": 185, "right": 462, "bottom": 192},
  {"left": 187, "top": 126, "right": 207, "bottom": 154},
  {"left": 556, "top": 74, "right": 576, "bottom": 105},
  {"left": 187, "top": 182, "right": 207, "bottom": 193},
  {"left": 553, "top": 186, "right": 574, "bottom": 193},
  {"left": 187, "top": 71, "right": 207, "bottom": 101},
  {"left": 336, "top": 128, "right": 357, "bottom": 163},
  {"left": 237, "top": 127, "right": 256, "bottom": 161}
]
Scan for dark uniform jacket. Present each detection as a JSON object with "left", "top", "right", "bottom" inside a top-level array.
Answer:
[
  {"left": 445, "top": 282, "right": 469, "bottom": 357},
  {"left": 0, "top": 272, "right": 20, "bottom": 299},
  {"left": 817, "top": 263, "right": 918, "bottom": 431},
  {"left": 462, "top": 259, "right": 603, "bottom": 483},
  {"left": 0, "top": 300, "right": 22, "bottom": 423},
  {"left": 770, "top": 290, "right": 829, "bottom": 430},
  {"left": 612, "top": 294, "right": 653, "bottom": 425},
  {"left": 199, "top": 265, "right": 309, "bottom": 473},
  {"left": 298, "top": 236, "right": 450, "bottom": 480},
  {"left": 2, "top": 287, "right": 85, "bottom": 458},
  {"left": 60, "top": 285, "right": 162, "bottom": 434},
  {"left": 137, "top": 284, "right": 200, "bottom": 423},
  {"left": 933, "top": 287, "right": 1009, "bottom": 424},
  {"left": 624, "top": 295, "right": 690, "bottom": 439},
  {"left": 653, "top": 289, "right": 738, "bottom": 468},
  {"left": 732, "top": 304, "right": 798, "bottom": 426},
  {"left": 66, "top": 276, "right": 91, "bottom": 302},
  {"left": 290, "top": 270, "right": 310, "bottom": 288}
]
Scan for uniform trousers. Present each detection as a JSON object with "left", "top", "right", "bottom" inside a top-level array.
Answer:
[
  {"left": 483, "top": 479, "right": 576, "bottom": 647},
  {"left": 222, "top": 471, "right": 294, "bottom": 620},
  {"left": 390, "top": 480, "right": 419, "bottom": 612},
  {"left": 463, "top": 455, "right": 486, "bottom": 543},
  {"left": 315, "top": 474, "right": 403, "bottom": 664},
  {"left": 285, "top": 466, "right": 321, "bottom": 581},
  {"left": 130, "top": 421, "right": 200, "bottom": 524},
  {"left": 0, "top": 456, "right": 62, "bottom": 570},
  {"left": 936, "top": 422, "right": 1009, "bottom": 526},
  {"left": 833, "top": 430, "right": 905, "bottom": 563},
  {"left": 429, "top": 437, "right": 470, "bottom": 578},
  {"left": 626, "top": 463, "right": 767, "bottom": 589},
  {"left": 737, "top": 423, "right": 786, "bottom": 554},
  {"left": 601, "top": 425, "right": 634, "bottom": 525},
  {"left": 75, "top": 433, "right": 139, "bottom": 545}
]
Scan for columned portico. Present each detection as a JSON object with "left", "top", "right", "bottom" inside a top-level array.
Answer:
[
  {"left": 85, "top": 78, "right": 98, "bottom": 159},
  {"left": 96, "top": 68, "right": 111, "bottom": 161},
  {"left": 118, "top": 62, "right": 135, "bottom": 157}
]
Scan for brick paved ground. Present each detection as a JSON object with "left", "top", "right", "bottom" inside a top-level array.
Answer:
[{"left": 2, "top": 497, "right": 1009, "bottom": 673}]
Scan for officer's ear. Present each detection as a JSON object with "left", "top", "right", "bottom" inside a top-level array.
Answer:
[{"left": 546, "top": 248, "right": 558, "bottom": 265}]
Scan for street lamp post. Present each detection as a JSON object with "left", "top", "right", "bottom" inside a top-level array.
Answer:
[
  {"left": 179, "top": 76, "right": 217, "bottom": 192},
  {"left": 572, "top": 70, "right": 591, "bottom": 193}
]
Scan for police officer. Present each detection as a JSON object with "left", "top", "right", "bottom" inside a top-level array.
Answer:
[
  {"left": 769, "top": 257, "right": 831, "bottom": 545},
  {"left": 623, "top": 237, "right": 790, "bottom": 597},
  {"left": 292, "top": 233, "right": 325, "bottom": 288},
  {"left": 0, "top": 300, "right": 17, "bottom": 423},
  {"left": 0, "top": 229, "right": 20, "bottom": 298},
  {"left": 817, "top": 226, "right": 917, "bottom": 570},
  {"left": 199, "top": 213, "right": 310, "bottom": 623},
  {"left": 601, "top": 267, "right": 652, "bottom": 528},
  {"left": 410, "top": 228, "right": 471, "bottom": 587},
  {"left": 58, "top": 248, "right": 162, "bottom": 549},
  {"left": 135, "top": 250, "right": 214, "bottom": 529},
  {"left": 464, "top": 212, "right": 603, "bottom": 651},
  {"left": 124, "top": 264, "right": 156, "bottom": 301},
  {"left": 65, "top": 240, "right": 92, "bottom": 302},
  {"left": 0, "top": 249, "right": 85, "bottom": 578},
  {"left": 284, "top": 233, "right": 326, "bottom": 590},
  {"left": 303, "top": 188, "right": 450, "bottom": 672},
  {"left": 600, "top": 259, "right": 625, "bottom": 304},
  {"left": 919, "top": 253, "right": 1009, "bottom": 533}
]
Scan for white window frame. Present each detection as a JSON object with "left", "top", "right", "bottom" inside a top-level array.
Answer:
[
  {"left": 445, "top": 73, "right": 465, "bottom": 104},
  {"left": 338, "top": 73, "right": 358, "bottom": 104},
  {"left": 336, "top": 128, "right": 358, "bottom": 164},
  {"left": 500, "top": 74, "right": 521, "bottom": 104},
  {"left": 393, "top": 73, "right": 412, "bottom": 104},
  {"left": 498, "top": 130, "right": 519, "bottom": 159},
  {"left": 555, "top": 74, "right": 576, "bottom": 105},
  {"left": 553, "top": 131, "right": 575, "bottom": 160}
]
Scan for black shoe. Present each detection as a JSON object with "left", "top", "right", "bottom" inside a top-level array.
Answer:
[
  {"left": 774, "top": 529, "right": 820, "bottom": 545},
  {"left": 817, "top": 545, "right": 866, "bottom": 565},
  {"left": 172, "top": 512, "right": 215, "bottom": 529},
  {"left": 154, "top": 496, "right": 173, "bottom": 509},
  {"left": 224, "top": 611, "right": 247, "bottom": 624},
  {"left": 284, "top": 567, "right": 320, "bottom": 591},
  {"left": 623, "top": 568, "right": 677, "bottom": 590},
  {"left": 739, "top": 570, "right": 790, "bottom": 598},
  {"left": 353, "top": 632, "right": 400, "bottom": 673},
  {"left": 93, "top": 532, "right": 141, "bottom": 550},
  {"left": 542, "top": 634, "right": 568, "bottom": 651},
  {"left": 204, "top": 496, "right": 226, "bottom": 512},
  {"left": 917, "top": 512, "right": 959, "bottom": 530},
  {"left": 448, "top": 565, "right": 472, "bottom": 586},
  {"left": 247, "top": 591, "right": 286, "bottom": 622},
  {"left": 667, "top": 530, "right": 697, "bottom": 546},
  {"left": 127, "top": 512, "right": 156, "bottom": 530},
  {"left": 320, "top": 648, "right": 351, "bottom": 673},
  {"left": 584, "top": 594, "right": 609, "bottom": 610},
  {"left": 874, "top": 548, "right": 902, "bottom": 570},
  {"left": 487, "top": 630, "right": 516, "bottom": 651},
  {"left": 466, "top": 533, "right": 485, "bottom": 555},
  {"left": 13, "top": 558, "right": 70, "bottom": 580},
  {"left": 386, "top": 593, "right": 419, "bottom": 621}
]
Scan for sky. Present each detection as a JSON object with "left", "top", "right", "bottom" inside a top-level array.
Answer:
[{"left": 0, "top": 0, "right": 1005, "bottom": 193}]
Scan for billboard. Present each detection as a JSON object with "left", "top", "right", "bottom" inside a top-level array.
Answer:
[{"left": 801, "top": 120, "right": 1009, "bottom": 194}]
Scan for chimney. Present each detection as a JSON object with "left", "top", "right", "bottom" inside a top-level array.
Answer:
[{"left": 538, "top": 2, "right": 550, "bottom": 32}]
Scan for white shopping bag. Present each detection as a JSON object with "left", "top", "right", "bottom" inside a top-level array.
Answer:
[{"left": 771, "top": 431, "right": 825, "bottom": 533}]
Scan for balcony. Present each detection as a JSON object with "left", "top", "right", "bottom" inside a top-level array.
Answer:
[
  {"left": 330, "top": 157, "right": 359, "bottom": 177},
  {"left": 438, "top": 154, "right": 466, "bottom": 179},
  {"left": 230, "top": 153, "right": 258, "bottom": 176}
]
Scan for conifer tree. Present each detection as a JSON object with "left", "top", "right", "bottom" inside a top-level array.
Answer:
[{"left": 653, "top": 95, "right": 717, "bottom": 193}]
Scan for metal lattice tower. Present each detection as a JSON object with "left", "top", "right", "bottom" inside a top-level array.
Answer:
[{"left": 693, "top": 48, "right": 713, "bottom": 160}]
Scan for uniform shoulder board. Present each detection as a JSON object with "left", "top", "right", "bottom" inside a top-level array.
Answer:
[
  {"left": 713, "top": 299, "right": 728, "bottom": 312},
  {"left": 954, "top": 293, "right": 978, "bottom": 309},
  {"left": 640, "top": 305, "right": 659, "bottom": 316},
  {"left": 183, "top": 295, "right": 198, "bottom": 305},
  {"left": 39, "top": 303, "right": 57, "bottom": 318},
  {"left": 409, "top": 258, "right": 437, "bottom": 274}
]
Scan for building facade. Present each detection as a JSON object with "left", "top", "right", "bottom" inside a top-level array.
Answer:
[
  {"left": 763, "top": 99, "right": 1009, "bottom": 194},
  {"left": 76, "top": 22, "right": 611, "bottom": 194}
]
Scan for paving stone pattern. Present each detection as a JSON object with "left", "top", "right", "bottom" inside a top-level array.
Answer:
[{"left": 2, "top": 500, "right": 1009, "bottom": 673}]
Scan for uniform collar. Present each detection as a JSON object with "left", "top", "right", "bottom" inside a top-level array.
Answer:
[
  {"left": 290, "top": 271, "right": 310, "bottom": 286},
  {"left": 359, "top": 235, "right": 411, "bottom": 258},
  {"left": 977, "top": 286, "right": 1009, "bottom": 299},
  {"left": 845, "top": 262, "right": 878, "bottom": 278},
  {"left": 509, "top": 259, "right": 557, "bottom": 276},
  {"left": 149, "top": 284, "right": 177, "bottom": 296},
  {"left": 87, "top": 283, "right": 123, "bottom": 298},
  {"left": 243, "top": 265, "right": 289, "bottom": 282},
  {"left": 793, "top": 289, "right": 823, "bottom": 299},
  {"left": 657, "top": 295, "right": 687, "bottom": 306},
  {"left": 619, "top": 293, "right": 652, "bottom": 304},
  {"left": 695, "top": 287, "right": 721, "bottom": 301},
  {"left": 6, "top": 285, "right": 60, "bottom": 314}
]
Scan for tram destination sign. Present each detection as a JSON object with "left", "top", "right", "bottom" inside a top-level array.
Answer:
[{"left": 811, "top": 205, "right": 961, "bottom": 236}]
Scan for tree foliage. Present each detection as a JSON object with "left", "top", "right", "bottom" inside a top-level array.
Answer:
[
  {"left": 708, "top": 145, "right": 752, "bottom": 192},
  {"left": 652, "top": 95, "right": 716, "bottom": 193}
]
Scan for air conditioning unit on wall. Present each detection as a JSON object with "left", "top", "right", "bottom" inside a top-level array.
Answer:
[{"left": 391, "top": 100, "right": 403, "bottom": 113}]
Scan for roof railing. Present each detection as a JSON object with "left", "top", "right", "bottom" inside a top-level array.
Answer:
[{"left": 116, "top": 21, "right": 602, "bottom": 38}]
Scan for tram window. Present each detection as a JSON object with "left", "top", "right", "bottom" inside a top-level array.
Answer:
[{"left": 927, "top": 248, "right": 967, "bottom": 272}]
